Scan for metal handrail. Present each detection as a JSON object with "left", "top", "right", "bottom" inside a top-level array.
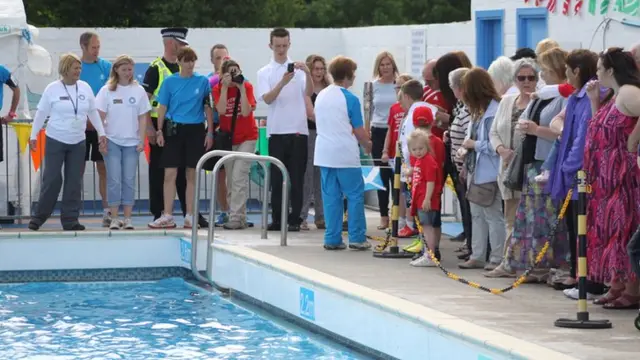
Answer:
[{"left": 191, "top": 150, "right": 290, "bottom": 285}]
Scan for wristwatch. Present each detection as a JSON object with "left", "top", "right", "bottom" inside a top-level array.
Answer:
[{"left": 156, "top": 129, "right": 163, "bottom": 136}]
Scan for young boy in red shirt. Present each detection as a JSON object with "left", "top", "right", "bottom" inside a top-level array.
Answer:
[{"left": 407, "top": 128, "right": 442, "bottom": 267}]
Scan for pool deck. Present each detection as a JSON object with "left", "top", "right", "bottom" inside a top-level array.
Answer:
[{"left": 2, "top": 211, "right": 639, "bottom": 359}]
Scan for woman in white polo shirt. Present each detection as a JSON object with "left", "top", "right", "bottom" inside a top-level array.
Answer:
[
  {"left": 314, "top": 56, "right": 372, "bottom": 250},
  {"left": 28, "top": 53, "right": 107, "bottom": 231},
  {"left": 96, "top": 55, "right": 151, "bottom": 230}
]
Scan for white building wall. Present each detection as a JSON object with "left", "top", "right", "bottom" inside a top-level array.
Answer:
[{"left": 4, "top": 0, "right": 640, "bottom": 214}]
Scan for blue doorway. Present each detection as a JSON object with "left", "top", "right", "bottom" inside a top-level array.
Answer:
[
  {"left": 516, "top": 7, "right": 549, "bottom": 50},
  {"left": 475, "top": 10, "right": 504, "bottom": 69}
]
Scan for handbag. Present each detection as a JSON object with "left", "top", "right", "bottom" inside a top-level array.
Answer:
[
  {"left": 502, "top": 98, "right": 552, "bottom": 191},
  {"left": 464, "top": 115, "right": 498, "bottom": 207},
  {"left": 467, "top": 181, "right": 498, "bottom": 207},
  {"left": 203, "top": 91, "right": 241, "bottom": 171}
]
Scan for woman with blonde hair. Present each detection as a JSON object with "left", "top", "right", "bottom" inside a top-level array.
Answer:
[
  {"left": 28, "top": 53, "right": 107, "bottom": 231},
  {"left": 457, "top": 68, "right": 506, "bottom": 269},
  {"left": 369, "top": 51, "right": 399, "bottom": 230},
  {"left": 96, "top": 55, "right": 151, "bottom": 230},
  {"left": 300, "top": 54, "right": 330, "bottom": 230}
]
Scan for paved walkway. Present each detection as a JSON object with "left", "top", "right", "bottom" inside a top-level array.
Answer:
[
  {"left": 3, "top": 211, "right": 638, "bottom": 359},
  {"left": 210, "top": 210, "right": 640, "bottom": 360}
]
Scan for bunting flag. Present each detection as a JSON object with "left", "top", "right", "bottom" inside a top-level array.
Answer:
[
  {"left": 588, "top": 0, "right": 597, "bottom": 13},
  {"left": 535, "top": 0, "right": 543, "bottom": 6},
  {"left": 616, "top": 0, "right": 640, "bottom": 15},
  {"left": 600, "top": 0, "right": 610, "bottom": 14},
  {"left": 563, "top": 0, "right": 572, "bottom": 14},
  {"left": 548, "top": 0, "right": 558, "bottom": 11},
  {"left": 31, "top": 129, "right": 46, "bottom": 172},
  {"left": 10, "top": 123, "right": 32, "bottom": 154},
  {"left": 575, "top": 0, "right": 584, "bottom": 13}
]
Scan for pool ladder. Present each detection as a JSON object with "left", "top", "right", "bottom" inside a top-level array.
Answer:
[{"left": 191, "top": 150, "right": 290, "bottom": 288}]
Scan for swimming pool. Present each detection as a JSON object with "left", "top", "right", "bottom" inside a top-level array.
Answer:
[{"left": 0, "top": 278, "right": 369, "bottom": 359}]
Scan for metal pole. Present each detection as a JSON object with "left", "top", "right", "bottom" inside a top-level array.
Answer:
[
  {"left": 389, "top": 141, "right": 402, "bottom": 253},
  {"left": 554, "top": 170, "right": 611, "bottom": 329},
  {"left": 260, "top": 162, "right": 269, "bottom": 240}
]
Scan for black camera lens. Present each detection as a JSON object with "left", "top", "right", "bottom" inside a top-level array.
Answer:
[{"left": 232, "top": 74, "right": 244, "bottom": 84}]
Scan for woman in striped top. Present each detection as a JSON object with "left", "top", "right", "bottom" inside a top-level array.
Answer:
[{"left": 446, "top": 68, "right": 472, "bottom": 256}]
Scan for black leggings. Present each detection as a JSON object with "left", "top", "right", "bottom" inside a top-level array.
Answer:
[{"left": 371, "top": 127, "right": 393, "bottom": 217}]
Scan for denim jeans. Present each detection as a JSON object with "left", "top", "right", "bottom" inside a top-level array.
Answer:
[{"left": 105, "top": 139, "right": 139, "bottom": 207}]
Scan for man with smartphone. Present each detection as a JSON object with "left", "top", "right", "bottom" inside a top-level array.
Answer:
[{"left": 256, "top": 27, "right": 313, "bottom": 232}]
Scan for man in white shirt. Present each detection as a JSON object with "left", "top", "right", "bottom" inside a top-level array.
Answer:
[{"left": 256, "top": 27, "right": 313, "bottom": 232}]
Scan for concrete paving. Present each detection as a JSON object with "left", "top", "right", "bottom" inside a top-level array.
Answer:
[
  {"left": 210, "top": 210, "right": 640, "bottom": 360},
  {"left": 3, "top": 211, "right": 638, "bottom": 359}
]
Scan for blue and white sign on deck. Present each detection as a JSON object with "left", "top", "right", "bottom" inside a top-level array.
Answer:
[
  {"left": 179, "top": 238, "right": 191, "bottom": 266},
  {"left": 299, "top": 287, "right": 315, "bottom": 321}
]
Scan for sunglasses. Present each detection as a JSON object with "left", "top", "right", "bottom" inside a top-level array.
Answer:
[{"left": 517, "top": 75, "right": 536, "bottom": 82}]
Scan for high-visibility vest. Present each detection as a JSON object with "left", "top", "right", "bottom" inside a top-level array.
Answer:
[{"left": 149, "top": 57, "right": 179, "bottom": 118}]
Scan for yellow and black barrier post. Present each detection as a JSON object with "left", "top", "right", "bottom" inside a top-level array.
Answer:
[
  {"left": 554, "top": 170, "right": 612, "bottom": 329},
  {"left": 374, "top": 141, "right": 413, "bottom": 258}
]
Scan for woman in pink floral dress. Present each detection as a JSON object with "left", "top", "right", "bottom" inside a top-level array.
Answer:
[{"left": 584, "top": 48, "right": 640, "bottom": 309}]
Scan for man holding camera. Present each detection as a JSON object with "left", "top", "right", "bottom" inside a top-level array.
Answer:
[
  {"left": 257, "top": 28, "right": 313, "bottom": 232},
  {"left": 213, "top": 58, "right": 258, "bottom": 230}
]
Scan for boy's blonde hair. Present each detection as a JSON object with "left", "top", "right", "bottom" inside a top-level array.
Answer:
[{"left": 407, "top": 128, "right": 432, "bottom": 154}]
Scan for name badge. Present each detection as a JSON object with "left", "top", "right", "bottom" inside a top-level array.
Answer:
[
  {"left": 113, "top": 99, "right": 123, "bottom": 104},
  {"left": 59, "top": 96, "right": 70, "bottom": 100}
]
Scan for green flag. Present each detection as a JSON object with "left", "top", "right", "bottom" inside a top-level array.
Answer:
[
  {"left": 589, "top": 0, "right": 597, "bottom": 14},
  {"left": 616, "top": 0, "right": 639, "bottom": 15},
  {"left": 600, "top": 0, "right": 610, "bottom": 14}
]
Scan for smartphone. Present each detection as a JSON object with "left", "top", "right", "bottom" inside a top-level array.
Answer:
[{"left": 287, "top": 63, "right": 294, "bottom": 73}]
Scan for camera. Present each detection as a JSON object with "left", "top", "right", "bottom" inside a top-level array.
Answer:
[
  {"left": 231, "top": 71, "right": 244, "bottom": 84},
  {"left": 287, "top": 63, "right": 294, "bottom": 73}
]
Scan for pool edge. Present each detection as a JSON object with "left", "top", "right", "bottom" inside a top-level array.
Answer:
[{"left": 212, "top": 243, "right": 577, "bottom": 360}]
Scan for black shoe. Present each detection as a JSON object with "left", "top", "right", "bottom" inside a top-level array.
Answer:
[
  {"left": 28, "top": 221, "right": 40, "bottom": 231},
  {"left": 267, "top": 223, "right": 281, "bottom": 231},
  {"left": 198, "top": 215, "right": 209, "bottom": 228},
  {"left": 247, "top": 221, "right": 254, "bottom": 228},
  {"left": 63, "top": 223, "right": 86, "bottom": 231},
  {"left": 324, "top": 243, "right": 346, "bottom": 250},
  {"left": 458, "top": 253, "right": 470, "bottom": 261},
  {"left": 288, "top": 224, "right": 300, "bottom": 232}
]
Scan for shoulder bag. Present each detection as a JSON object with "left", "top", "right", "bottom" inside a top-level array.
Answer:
[
  {"left": 503, "top": 98, "right": 553, "bottom": 191},
  {"left": 466, "top": 116, "right": 498, "bottom": 207},
  {"left": 203, "top": 90, "right": 241, "bottom": 171}
]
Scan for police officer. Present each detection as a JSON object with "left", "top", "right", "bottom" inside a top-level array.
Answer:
[{"left": 142, "top": 27, "right": 208, "bottom": 227}]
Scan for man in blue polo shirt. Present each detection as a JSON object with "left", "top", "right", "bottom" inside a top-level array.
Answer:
[{"left": 79, "top": 31, "right": 112, "bottom": 227}]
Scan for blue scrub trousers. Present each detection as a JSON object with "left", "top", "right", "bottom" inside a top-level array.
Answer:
[{"left": 320, "top": 167, "right": 366, "bottom": 245}]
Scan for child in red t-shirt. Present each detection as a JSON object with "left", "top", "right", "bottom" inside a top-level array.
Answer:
[
  {"left": 406, "top": 128, "right": 442, "bottom": 267},
  {"left": 411, "top": 106, "right": 445, "bottom": 261}
]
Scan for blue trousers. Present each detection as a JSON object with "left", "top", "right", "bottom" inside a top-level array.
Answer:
[{"left": 320, "top": 167, "right": 366, "bottom": 245}]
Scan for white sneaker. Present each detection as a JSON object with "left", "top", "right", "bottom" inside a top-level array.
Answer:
[
  {"left": 123, "top": 218, "right": 134, "bottom": 230},
  {"left": 562, "top": 287, "right": 597, "bottom": 300},
  {"left": 109, "top": 218, "right": 123, "bottom": 230},
  {"left": 183, "top": 214, "right": 200, "bottom": 229},
  {"left": 410, "top": 255, "right": 437, "bottom": 267},
  {"left": 148, "top": 214, "right": 176, "bottom": 229}
]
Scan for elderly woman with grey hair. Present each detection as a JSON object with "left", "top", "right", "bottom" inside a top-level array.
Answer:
[
  {"left": 488, "top": 56, "right": 515, "bottom": 95},
  {"left": 446, "top": 67, "right": 473, "bottom": 257},
  {"left": 485, "top": 57, "right": 539, "bottom": 273}
]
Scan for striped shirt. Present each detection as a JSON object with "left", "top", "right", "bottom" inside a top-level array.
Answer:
[{"left": 450, "top": 101, "right": 471, "bottom": 172}]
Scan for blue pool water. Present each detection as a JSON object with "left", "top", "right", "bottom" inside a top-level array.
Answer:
[{"left": 0, "top": 278, "right": 368, "bottom": 359}]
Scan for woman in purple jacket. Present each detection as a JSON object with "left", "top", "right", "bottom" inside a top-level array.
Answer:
[{"left": 545, "top": 49, "right": 599, "bottom": 290}]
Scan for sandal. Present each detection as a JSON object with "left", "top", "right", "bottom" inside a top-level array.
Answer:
[
  {"left": 377, "top": 217, "right": 389, "bottom": 230},
  {"left": 602, "top": 294, "right": 640, "bottom": 310},
  {"left": 593, "top": 287, "right": 624, "bottom": 305}
]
